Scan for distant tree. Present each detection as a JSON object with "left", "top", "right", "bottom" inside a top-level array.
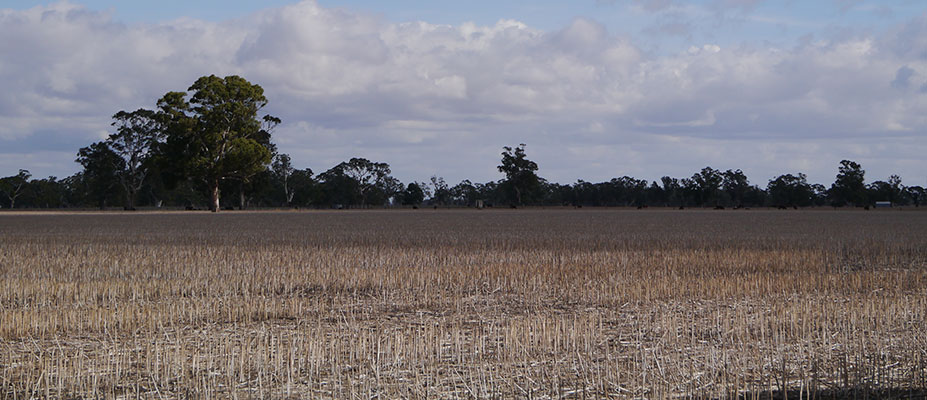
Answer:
[
  {"left": 429, "top": 176, "right": 451, "bottom": 205},
  {"left": 401, "top": 182, "right": 426, "bottom": 206},
  {"left": 905, "top": 186, "right": 925, "bottom": 207},
  {"left": 571, "top": 180, "right": 593, "bottom": 206},
  {"left": 691, "top": 167, "right": 723, "bottom": 206},
  {"left": 768, "top": 173, "right": 814, "bottom": 207},
  {"left": 742, "top": 184, "right": 768, "bottom": 208},
  {"left": 287, "top": 168, "right": 317, "bottom": 206},
  {"left": 543, "top": 181, "right": 572, "bottom": 206},
  {"left": 141, "top": 162, "right": 170, "bottom": 208},
  {"left": 225, "top": 169, "right": 274, "bottom": 209},
  {"left": 108, "top": 109, "right": 162, "bottom": 209},
  {"left": 61, "top": 173, "right": 89, "bottom": 207},
  {"left": 76, "top": 142, "right": 124, "bottom": 209},
  {"left": 318, "top": 167, "right": 359, "bottom": 207},
  {"left": 272, "top": 153, "right": 296, "bottom": 206},
  {"left": 629, "top": 177, "right": 648, "bottom": 206},
  {"left": 830, "top": 160, "right": 867, "bottom": 207},
  {"left": 642, "top": 181, "right": 663, "bottom": 205},
  {"left": 22, "top": 176, "right": 67, "bottom": 209},
  {"left": 866, "top": 175, "right": 905, "bottom": 206},
  {"left": 155, "top": 75, "right": 278, "bottom": 212},
  {"left": 887, "top": 175, "right": 904, "bottom": 205},
  {"left": 0, "top": 169, "right": 31, "bottom": 209},
  {"left": 722, "top": 169, "right": 750, "bottom": 207},
  {"left": 610, "top": 176, "right": 647, "bottom": 206},
  {"left": 680, "top": 178, "right": 699, "bottom": 207},
  {"left": 810, "top": 184, "right": 828, "bottom": 206},
  {"left": 320, "top": 158, "right": 399, "bottom": 207},
  {"left": 660, "top": 176, "right": 682, "bottom": 207},
  {"left": 344, "top": 158, "right": 396, "bottom": 206},
  {"left": 498, "top": 144, "right": 540, "bottom": 206},
  {"left": 380, "top": 177, "right": 404, "bottom": 206},
  {"left": 451, "top": 179, "right": 479, "bottom": 206},
  {"left": 476, "top": 181, "right": 503, "bottom": 205},
  {"left": 235, "top": 116, "right": 280, "bottom": 209}
]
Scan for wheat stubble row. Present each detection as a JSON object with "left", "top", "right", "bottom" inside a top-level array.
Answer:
[{"left": 0, "top": 209, "right": 925, "bottom": 398}]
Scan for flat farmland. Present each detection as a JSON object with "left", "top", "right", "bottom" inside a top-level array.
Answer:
[{"left": 1, "top": 209, "right": 926, "bottom": 399}]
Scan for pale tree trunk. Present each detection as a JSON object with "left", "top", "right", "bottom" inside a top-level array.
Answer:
[
  {"left": 284, "top": 181, "right": 291, "bottom": 207},
  {"left": 210, "top": 180, "right": 220, "bottom": 212},
  {"left": 6, "top": 179, "right": 26, "bottom": 209}
]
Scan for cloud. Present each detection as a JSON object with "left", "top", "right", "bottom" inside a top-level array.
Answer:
[
  {"left": 628, "top": 0, "right": 679, "bottom": 13},
  {"left": 710, "top": 0, "right": 764, "bottom": 14},
  {"left": 834, "top": 0, "right": 864, "bottom": 14},
  {"left": 872, "top": 6, "right": 895, "bottom": 19},
  {"left": 891, "top": 65, "right": 916, "bottom": 89},
  {"left": 643, "top": 20, "right": 694, "bottom": 38},
  {"left": 0, "top": 0, "right": 924, "bottom": 186}
]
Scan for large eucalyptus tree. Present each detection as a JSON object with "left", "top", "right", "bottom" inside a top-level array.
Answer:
[{"left": 156, "top": 75, "right": 278, "bottom": 211}]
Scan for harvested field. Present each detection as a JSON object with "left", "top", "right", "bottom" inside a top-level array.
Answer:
[{"left": 1, "top": 209, "right": 926, "bottom": 398}]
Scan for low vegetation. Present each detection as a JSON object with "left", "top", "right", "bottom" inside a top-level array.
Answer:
[{"left": 1, "top": 209, "right": 925, "bottom": 398}]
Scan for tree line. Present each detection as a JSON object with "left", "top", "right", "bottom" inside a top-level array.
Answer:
[{"left": 1, "top": 75, "right": 924, "bottom": 211}]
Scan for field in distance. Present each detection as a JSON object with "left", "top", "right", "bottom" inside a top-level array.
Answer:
[{"left": 1, "top": 209, "right": 926, "bottom": 398}]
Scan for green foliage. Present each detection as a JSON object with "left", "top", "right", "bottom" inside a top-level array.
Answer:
[
  {"left": 76, "top": 142, "right": 124, "bottom": 209},
  {"left": 498, "top": 144, "right": 540, "bottom": 206},
  {"left": 867, "top": 175, "right": 905, "bottom": 206},
  {"left": 272, "top": 153, "right": 296, "bottom": 206},
  {"left": 429, "top": 176, "right": 451, "bottom": 205},
  {"left": 768, "top": 173, "right": 814, "bottom": 207},
  {"left": 692, "top": 167, "right": 723, "bottom": 206},
  {"left": 722, "top": 169, "right": 750, "bottom": 207},
  {"left": 830, "top": 160, "right": 867, "bottom": 207},
  {"left": 155, "top": 75, "right": 277, "bottom": 211},
  {"left": 285, "top": 168, "right": 318, "bottom": 207},
  {"left": 0, "top": 169, "right": 32, "bottom": 209},
  {"left": 659, "top": 176, "right": 682, "bottom": 207},
  {"left": 318, "top": 167, "right": 361, "bottom": 207},
  {"left": 9, "top": 78, "right": 917, "bottom": 211},
  {"left": 450, "top": 180, "right": 480, "bottom": 206},
  {"left": 905, "top": 186, "right": 926, "bottom": 207},
  {"left": 401, "top": 182, "right": 426, "bottom": 206},
  {"left": 109, "top": 109, "right": 162, "bottom": 208},
  {"left": 320, "top": 158, "right": 400, "bottom": 207}
]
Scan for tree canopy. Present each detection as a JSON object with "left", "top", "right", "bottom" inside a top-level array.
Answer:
[
  {"left": 319, "top": 158, "right": 400, "bottom": 207},
  {"left": 5, "top": 75, "right": 921, "bottom": 211},
  {"left": 76, "top": 142, "right": 124, "bottom": 209},
  {"left": 498, "top": 144, "right": 541, "bottom": 206},
  {"left": 108, "top": 109, "right": 162, "bottom": 209},
  {"left": 156, "top": 75, "right": 277, "bottom": 211},
  {"left": 830, "top": 160, "right": 867, "bottom": 207},
  {"left": 0, "top": 169, "right": 31, "bottom": 209},
  {"left": 768, "top": 173, "right": 815, "bottom": 208}
]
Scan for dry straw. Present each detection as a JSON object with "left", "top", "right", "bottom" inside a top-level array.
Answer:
[{"left": 0, "top": 209, "right": 925, "bottom": 398}]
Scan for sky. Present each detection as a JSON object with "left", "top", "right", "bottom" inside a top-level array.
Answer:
[{"left": 1, "top": 0, "right": 925, "bottom": 187}]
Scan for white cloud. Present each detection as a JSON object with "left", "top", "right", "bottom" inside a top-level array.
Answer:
[{"left": 0, "top": 1, "right": 924, "bottom": 186}]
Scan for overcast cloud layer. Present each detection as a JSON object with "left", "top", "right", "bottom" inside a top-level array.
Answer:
[{"left": 1, "top": 1, "right": 925, "bottom": 186}]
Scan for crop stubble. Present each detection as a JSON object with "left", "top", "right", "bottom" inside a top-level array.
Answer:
[{"left": 0, "top": 209, "right": 925, "bottom": 398}]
